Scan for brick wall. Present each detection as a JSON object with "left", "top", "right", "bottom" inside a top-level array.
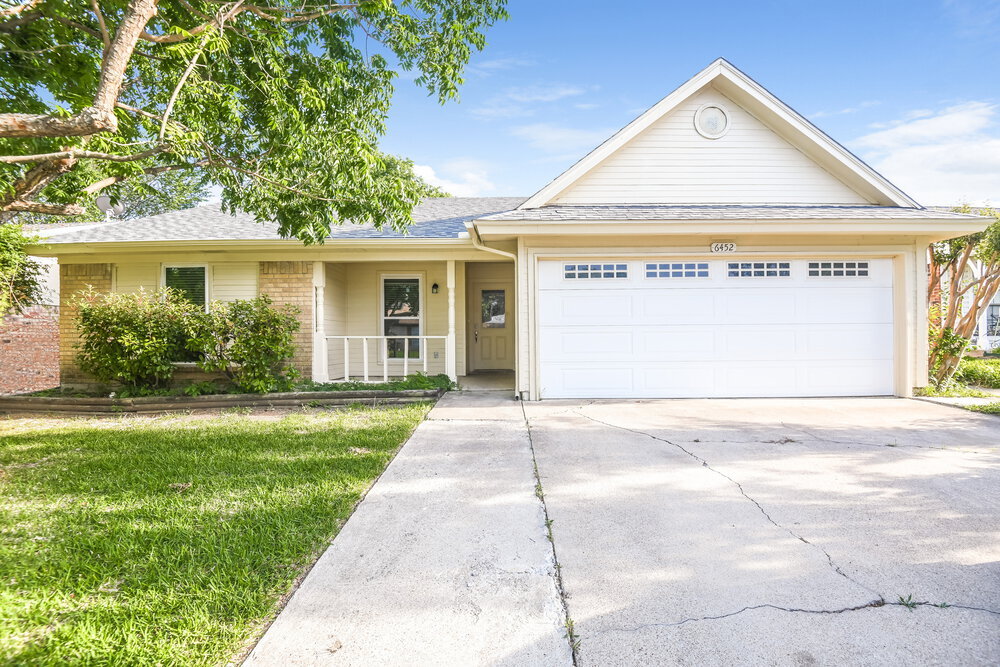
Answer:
[
  {"left": 258, "top": 261, "right": 314, "bottom": 378},
  {"left": 59, "top": 263, "right": 113, "bottom": 387},
  {"left": 0, "top": 305, "right": 59, "bottom": 395}
]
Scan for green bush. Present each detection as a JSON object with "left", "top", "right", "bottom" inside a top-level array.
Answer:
[
  {"left": 187, "top": 296, "right": 301, "bottom": 393},
  {"left": 75, "top": 288, "right": 197, "bottom": 389},
  {"left": 299, "top": 373, "right": 455, "bottom": 392},
  {"left": 954, "top": 357, "right": 1000, "bottom": 388},
  {"left": 0, "top": 223, "right": 44, "bottom": 315}
]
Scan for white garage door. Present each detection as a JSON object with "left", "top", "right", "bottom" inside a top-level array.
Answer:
[{"left": 538, "top": 258, "right": 894, "bottom": 398}]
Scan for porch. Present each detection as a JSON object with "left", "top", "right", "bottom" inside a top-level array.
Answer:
[{"left": 310, "top": 259, "right": 515, "bottom": 387}]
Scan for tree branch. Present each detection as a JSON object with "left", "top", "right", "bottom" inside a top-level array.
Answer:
[
  {"left": 0, "top": 0, "right": 159, "bottom": 138},
  {"left": 0, "top": 0, "right": 43, "bottom": 19},
  {"left": 89, "top": 0, "right": 112, "bottom": 53},
  {"left": 0, "top": 146, "right": 166, "bottom": 164},
  {"left": 2, "top": 200, "right": 87, "bottom": 215},
  {"left": 82, "top": 159, "right": 209, "bottom": 194}
]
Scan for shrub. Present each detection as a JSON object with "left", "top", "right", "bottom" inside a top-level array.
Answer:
[
  {"left": 75, "top": 288, "right": 197, "bottom": 389},
  {"left": 954, "top": 357, "right": 1000, "bottom": 388},
  {"left": 187, "top": 296, "right": 300, "bottom": 393}
]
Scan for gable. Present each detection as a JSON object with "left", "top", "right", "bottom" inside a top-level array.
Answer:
[
  {"left": 552, "top": 87, "right": 872, "bottom": 206},
  {"left": 521, "top": 59, "right": 918, "bottom": 210}
]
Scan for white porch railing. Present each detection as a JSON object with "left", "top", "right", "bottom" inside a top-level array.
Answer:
[{"left": 325, "top": 336, "right": 449, "bottom": 382}]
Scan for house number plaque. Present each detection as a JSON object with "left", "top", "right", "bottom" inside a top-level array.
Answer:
[{"left": 710, "top": 242, "right": 737, "bottom": 253}]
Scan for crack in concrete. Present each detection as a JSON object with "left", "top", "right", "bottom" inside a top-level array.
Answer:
[
  {"left": 572, "top": 410, "right": 881, "bottom": 598},
  {"left": 597, "top": 597, "right": 1000, "bottom": 634},
  {"left": 521, "top": 401, "right": 579, "bottom": 666},
  {"left": 778, "top": 421, "right": 998, "bottom": 456}
]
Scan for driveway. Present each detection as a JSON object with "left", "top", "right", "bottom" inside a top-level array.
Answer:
[{"left": 249, "top": 394, "right": 1000, "bottom": 666}]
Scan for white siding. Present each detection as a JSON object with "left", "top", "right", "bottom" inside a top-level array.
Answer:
[
  {"left": 114, "top": 263, "right": 158, "bottom": 294},
  {"left": 212, "top": 263, "right": 258, "bottom": 303},
  {"left": 552, "top": 87, "right": 872, "bottom": 205}
]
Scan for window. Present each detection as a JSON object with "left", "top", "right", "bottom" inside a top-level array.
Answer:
[
  {"left": 481, "top": 289, "right": 505, "bottom": 328},
  {"left": 646, "top": 262, "right": 709, "bottom": 278},
  {"left": 164, "top": 266, "right": 207, "bottom": 307},
  {"left": 727, "top": 262, "right": 790, "bottom": 278},
  {"left": 382, "top": 276, "right": 421, "bottom": 358},
  {"left": 989, "top": 305, "right": 1000, "bottom": 337},
  {"left": 564, "top": 263, "right": 628, "bottom": 279},
  {"left": 807, "top": 261, "right": 869, "bottom": 277}
]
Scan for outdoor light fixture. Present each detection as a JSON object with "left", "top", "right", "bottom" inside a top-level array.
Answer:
[{"left": 431, "top": 283, "right": 439, "bottom": 294}]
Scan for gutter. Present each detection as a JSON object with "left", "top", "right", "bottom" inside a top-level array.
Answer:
[{"left": 466, "top": 221, "right": 516, "bottom": 260}]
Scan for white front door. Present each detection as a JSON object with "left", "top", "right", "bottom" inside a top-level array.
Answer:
[
  {"left": 468, "top": 280, "right": 515, "bottom": 371},
  {"left": 537, "top": 258, "right": 894, "bottom": 398}
]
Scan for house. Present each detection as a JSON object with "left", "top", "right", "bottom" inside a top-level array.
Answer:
[{"left": 30, "top": 59, "right": 988, "bottom": 399}]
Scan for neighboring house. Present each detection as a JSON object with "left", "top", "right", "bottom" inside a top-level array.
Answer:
[
  {"left": 0, "top": 221, "right": 112, "bottom": 395},
  {"left": 30, "top": 59, "right": 987, "bottom": 399}
]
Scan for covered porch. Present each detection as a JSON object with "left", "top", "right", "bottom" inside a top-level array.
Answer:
[{"left": 310, "top": 259, "right": 515, "bottom": 389}]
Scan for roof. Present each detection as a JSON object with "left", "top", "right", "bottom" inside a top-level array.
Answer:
[
  {"left": 481, "top": 205, "right": 986, "bottom": 223},
  {"left": 40, "top": 197, "right": 527, "bottom": 245},
  {"left": 518, "top": 58, "right": 920, "bottom": 209}
]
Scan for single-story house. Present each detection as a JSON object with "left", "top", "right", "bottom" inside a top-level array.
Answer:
[{"left": 32, "top": 59, "right": 989, "bottom": 399}]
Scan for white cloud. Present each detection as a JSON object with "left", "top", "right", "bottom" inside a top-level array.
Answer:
[
  {"left": 413, "top": 160, "right": 496, "bottom": 197},
  {"left": 465, "top": 57, "right": 535, "bottom": 77},
  {"left": 510, "top": 123, "right": 615, "bottom": 154},
  {"left": 851, "top": 101, "right": 1000, "bottom": 206},
  {"left": 471, "top": 84, "right": 591, "bottom": 119},
  {"left": 809, "top": 100, "right": 880, "bottom": 119},
  {"left": 574, "top": 103, "right": 600, "bottom": 111}
]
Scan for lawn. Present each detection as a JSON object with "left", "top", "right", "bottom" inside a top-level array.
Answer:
[{"left": 0, "top": 404, "right": 431, "bottom": 664}]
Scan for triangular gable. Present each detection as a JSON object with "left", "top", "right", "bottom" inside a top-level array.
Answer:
[{"left": 519, "top": 59, "right": 918, "bottom": 209}]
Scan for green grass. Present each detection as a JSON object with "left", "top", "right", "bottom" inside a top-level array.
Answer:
[
  {"left": 965, "top": 402, "right": 1000, "bottom": 414},
  {"left": 954, "top": 357, "right": 1000, "bottom": 389},
  {"left": 0, "top": 404, "right": 431, "bottom": 664},
  {"left": 915, "top": 384, "right": 993, "bottom": 398}
]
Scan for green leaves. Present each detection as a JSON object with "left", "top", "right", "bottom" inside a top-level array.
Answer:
[
  {"left": 1, "top": 0, "right": 506, "bottom": 235},
  {"left": 186, "top": 296, "right": 301, "bottom": 393},
  {"left": 0, "top": 223, "right": 43, "bottom": 314}
]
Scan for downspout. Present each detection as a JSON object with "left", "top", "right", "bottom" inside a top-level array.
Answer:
[
  {"left": 465, "top": 221, "right": 522, "bottom": 400},
  {"left": 466, "top": 221, "right": 516, "bottom": 260}
]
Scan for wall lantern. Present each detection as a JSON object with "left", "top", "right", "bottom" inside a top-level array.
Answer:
[{"left": 431, "top": 283, "right": 439, "bottom": 294}]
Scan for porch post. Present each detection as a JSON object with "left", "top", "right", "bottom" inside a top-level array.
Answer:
[
  {"left": 446, "top": 260, "right": 457, "bottom": 382},
  {"left": 311, "top": 262, "right": 329, "bottom": 382}
]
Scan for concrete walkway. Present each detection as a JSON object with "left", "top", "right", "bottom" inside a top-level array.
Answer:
[{"left": 246, "top": 392, "right": 571, "bottom": 666}]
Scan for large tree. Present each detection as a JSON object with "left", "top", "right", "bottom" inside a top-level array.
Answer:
[
  {"left": 927, "top": 206, "right": 1000, "bottom": 386},
  {"left": 0, "top": 0, "right": 503, "bottom": 240}
]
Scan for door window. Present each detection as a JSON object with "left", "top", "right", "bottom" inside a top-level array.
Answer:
[{"left": 482, "top": 289, "right": 505, "bottom": 328}]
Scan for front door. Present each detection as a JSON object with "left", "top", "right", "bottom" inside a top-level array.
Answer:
[{"left": 467, "top": 266, "right": 515, "bottom": 371}]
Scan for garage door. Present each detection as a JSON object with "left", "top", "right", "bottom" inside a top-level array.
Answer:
[{"left": 537, "top": 258, "right": 894, "bottom": 398}]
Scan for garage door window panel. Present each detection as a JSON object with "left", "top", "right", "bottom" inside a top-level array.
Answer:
[
  {"left": 727, "top": 262, "right": 790, "bottom": 278},
  {"left": 808, "top": 261, "right": 870, "bottom": 277},
  {"left": 564, "top": 263, "right": 628, "bottom": 279},
  {"left": 645, "top": 262, "right": 709, "bottom": 278}
]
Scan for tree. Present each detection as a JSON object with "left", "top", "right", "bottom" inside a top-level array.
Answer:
[
  {"left": 927, "top": 206, "right": 1000, "bottom": 386},
  {"left": 0, "top": 0, "right": 503, "bottom": 241},
  {"left": 13, "top": 165, "right": 209, "bottom": 223}
]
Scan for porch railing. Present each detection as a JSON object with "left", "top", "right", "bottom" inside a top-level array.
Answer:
[{"left": 324, "top": 335, "right": 449, "bottom": 382}]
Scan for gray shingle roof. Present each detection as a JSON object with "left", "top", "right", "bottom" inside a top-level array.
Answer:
[
  {"left": 481, "top": 205, "right": 986, "bottom": 222},
  {"left": 41, "top": 197, "right": 527, "bottom": 244}
]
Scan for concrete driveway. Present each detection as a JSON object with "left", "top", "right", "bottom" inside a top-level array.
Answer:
[
  {"left": 525, "top": 397, "right": 1000, "bottom": 666},
  {"left": 249, "top": 394, "right": 1000, "bottom": 666}
]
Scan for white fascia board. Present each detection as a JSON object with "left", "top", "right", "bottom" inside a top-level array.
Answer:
[
  {"left": 474, "top": 219, "right": 989, "bottom": 241},
  {"left": 27, "top": 237, "right": 476, "bottom": 257}
]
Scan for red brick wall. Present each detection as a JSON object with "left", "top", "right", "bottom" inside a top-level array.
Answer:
[{"left": 0, "top": 305, "right": 59, "bottom": 395}]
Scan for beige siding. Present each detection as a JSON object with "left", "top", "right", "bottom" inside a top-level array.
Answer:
[
  {"left": 552, "top": 87, "right": 871, "bottom": 205},
  {"left": 212, "top": 262, "right": 258, "bottom": 303},
  {"left": 113, "top": 263, "right": 158, "bottom": 294},
  {"left": 326, "top": 261, "right": 455, "bottom": 378}
]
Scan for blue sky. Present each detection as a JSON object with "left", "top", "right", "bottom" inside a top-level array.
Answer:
[{"left": 378, "top": 0, "right": 1000, "bottom": 206}]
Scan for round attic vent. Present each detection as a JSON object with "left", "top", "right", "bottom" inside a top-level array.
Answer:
[{"left": 694, "top": 104, "right": 729, "bottom": 139}]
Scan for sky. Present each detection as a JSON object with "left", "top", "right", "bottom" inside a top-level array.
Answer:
[{"left": 377, "top": 0, "right": 1000, "bottom": 206}]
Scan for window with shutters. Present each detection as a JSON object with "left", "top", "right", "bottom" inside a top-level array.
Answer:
[{"left": 163, "top": 265, "right": 208, "bottom": 308}]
